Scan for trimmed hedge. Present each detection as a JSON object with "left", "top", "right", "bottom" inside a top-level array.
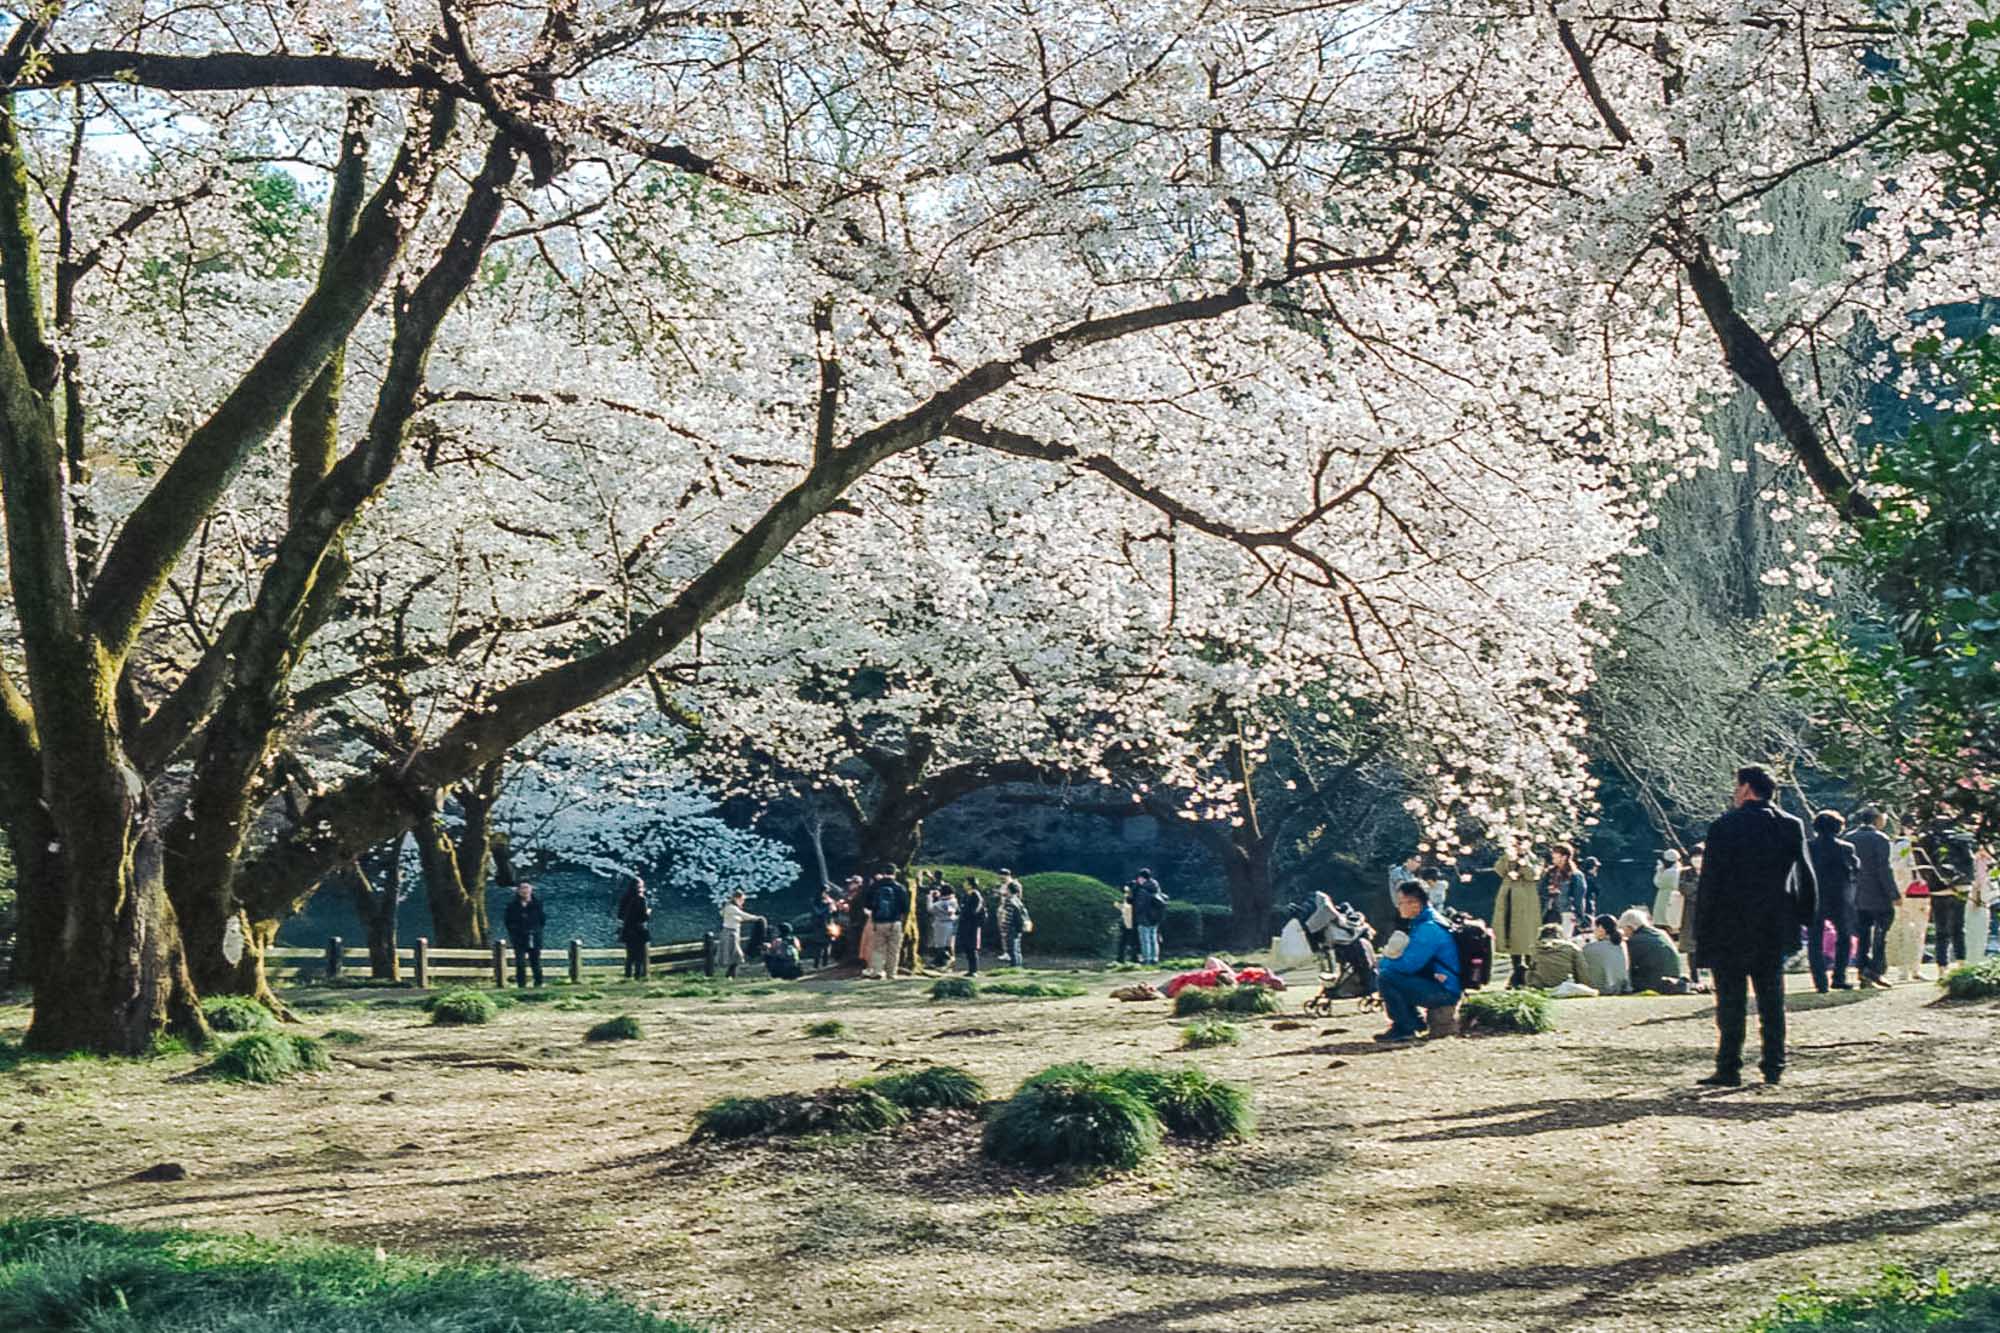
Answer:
[
  {"left": 1019, "top": 872, "right": 1122, "bottom": 957},
  {"left": 1161, "top": 900, "right": 1204, "bottom": 950}
]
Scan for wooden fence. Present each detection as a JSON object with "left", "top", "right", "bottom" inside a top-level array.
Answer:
[{"left": 266, "top": 935, "right": 717, "bottom": 988}]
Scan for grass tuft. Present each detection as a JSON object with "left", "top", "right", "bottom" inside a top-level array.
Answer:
[
  {"left": 584, "top": 1014, "right": 643, "bottom": 1042},
  {"left": 982, "top": 979, "right": 1084, "bottom": 999},
  {"left": 803, "top": 1019, "right": 848, "bottom": 1038},
  {"left": 858, "top": 1065, "right": 987, "bottom": 1112},
  {"left": 690, "top": 1087, "right": 906, "bottom": 1142},
  {"left": 1748, "top": 1265, "right": 2000, "bottom": 1331},
  {"left": 319, "top": 1029, "right": 367, "bottom": 1046},
  {"left": 1940, "top": 957, "right": 2000, "bottom": 1001},
  {"left": 205, "top": 1032, "right": 329, "bottom": 1084},
  {"left": 982, "top": 1067, "right": 1161, "bottom": 1172},
  {"left": 0, "top": 1216, "right": 704, "bottom": 1333},
  {"left": 1179, "top": 1017, "right": 1240, "bottom": 1050},
  {"left": 200, "top": 996, "right": 276, "bottom": 1033},
  {"left": 929, "top": 977, "right": 980, "bottom": 1001},
  {"left": 1172, "top": 984, "right": 1280, "bottom": 1016},
  {"left": 1460, "top": 988, "right": 1555, "bottom": 1034},
  {"left": 426, "top": 989, "right": 499, "bottom": 1026}
]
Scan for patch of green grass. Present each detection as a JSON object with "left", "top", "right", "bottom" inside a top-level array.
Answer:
[
  {"left": 204, "top": 1032, "right": 330, "bottom": 1084},
  {"left": 690, "top": 1088, "right": 906, "bottom": 1142},
  {"left": 1748, "top": 1265, "right": 2000, "bottom": 1331},
  {"left": 858, "top": 1065, "right": 987, "bottom": 1112},
  {"left": 982, "top": 1067, "right": 1161, "bottom": 1172},
  {"left": 318, "top": 1029, "right": 367, "bottom": 1046},
  {"left": 1159, "top": 956, "right": 1208, "bottom": 970},
  {"left": 1460, "top": 988, "right": 1555, "bottom": 1034},
  {"left": 1019, "top": 1062, "right": 1252, "bottom": 1145},
  {"left": 1171, "top": 984, "right": 1280, "bottom": 1016},
  {"left": 0, "top": 1216, "right": 705, "bottom": 1332},
  {"left": 928, "top": 977, "right": 979, "bottom": 1001},
  {"left": 1179, "top": 1017, "right": 1240, "bottom": 1050},
  {"left": 803, "top": 1019, "right": 848, "bottom": 1039},
  {"left": 1940, "top": 957, "right": 2000, "bottom": 1001},
  {"left": 1107, "top": 962, "right": 1146, "bottom": 972},
  {"left": 200, "top": 996, "right": 275, "bottom": 1033},
  {"left": 982, "top": 979, "right": 1084, "bottom": 999},
  {"left": 584, "top": 1014, "right": 643, "bottom": 1042},
  {"left": 426, "top": 989, "right": 499, "bottom": 1026}
]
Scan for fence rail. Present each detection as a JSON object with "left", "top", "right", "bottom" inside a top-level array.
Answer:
[{"left": 266, "top": 934, "right": 717, "bottom": 988}]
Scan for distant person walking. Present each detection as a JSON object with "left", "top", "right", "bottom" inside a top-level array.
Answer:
[
  {"left": 504, "top": 882, "right": 546, "bottom": 988},
  {"left": 1693, "top": 766, "right": 1818, "bottom": 1087},
  {"left": 615, "top": 875, "right": 651, "bottom": 980},
  {"left": 956, "top": 877, "right": 986, "bottom": 976},
  {"left": 1806, "top": 812, "right": 1860, "bottom": 992},
  {"left": 1849, "top": 809, "right": 1899, "bottom": 988}
]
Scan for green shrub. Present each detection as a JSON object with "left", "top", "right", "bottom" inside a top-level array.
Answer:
[
  {"left": 1172, "top": 983, "right": 1279, "bottom": 1016},
  {"left": 928, "top": 977, "right": 979, "bottom": 1001},
  {"left": 1460, "top": 988, "right": 1555, "bottom": 1034},
  {"left": 690, "top": 1087, "right": 906, "bottom": 1141},
  {"left": 1179, "top": 1018, "right": 1240, "bottom": 1050},
  {"left": 1018, "top": 872, "right": 1122, "bottom": 957},
  {"left": 205, "top": 1032, "right": 329, "bottom": 1084},
  {"left": 1161, "top": 900, "right": 1203, "bottom": 950},
  {"left": 1137, "top": 1067, "right": 1253, "bottom": 1142},
  {"left": 319, "top": 1029, "right": 366, "bottom": 1046},
  {"left": 803, "top": 1018, "right": 849, "bottom": 1038},
  {"left": 982, "top": 1068, "right": 1161, "bottom": 1172},
  {"left": 1196, "top": 904, "right": 1235, "bottom": 944},
  {"left": 0, "top": 1217, "right": 705, "bottom": 1333},
  {"left": 859, "top": 1064, "right": 987, "bottom": 1112},
  {"left": 200, "top": 996, "right": 275, "bottom": 1033},
  {"left": 426, "top": 989, "right": 498, "bottom": 1026},
  {"left": 983, "top": 979, "right": 1085, "bottom": 999},
  {"left": 1940, "top": 957, "right": 2000, "bottom": 1001},
  {"left": 584, "top": 1014, "right": 642, "bottom": 1042},
  {"left": 1172, "top": 986, "right": 1222, "bottom": 1016},
  {"left": 1748, "top": 1265, "right": 2000, "bottom": 1331}
]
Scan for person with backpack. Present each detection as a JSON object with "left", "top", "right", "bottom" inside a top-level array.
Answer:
[
  {"left": 1129, "top": 869, "right": 1168, "bottom": 964},
  {"left": 1373, "top": 879, "right": 1462, "bottom": 1043},
  {"left": 1921, "top": 818, "right": 1977, "bottom": 973},
  {"left": 861, "top": 868, "right": 909, "bottom": 980},
  {"left": 615, "top": 875, "right": 651, "bottom": 980},
  {"left": 1806, "top": 810, "right": 1861, "bottom": 992},
  {"left": 956, "top": 877, "right": 986, "bottom": 976}
]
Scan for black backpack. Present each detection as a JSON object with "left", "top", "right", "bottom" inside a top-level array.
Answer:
[
  {"left": 1446, "top": 910, "right": 1493, "bottom": 990},
  {"left": 872, "top": 880, "right": 903, "bottom": 920}
]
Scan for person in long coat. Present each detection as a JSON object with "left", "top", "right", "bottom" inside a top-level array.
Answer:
[
  {"left": 955, "top": 878, "right": 985, "bottom": 976},
  {"left": 1491, "top": 852, "right": 1542, "bottom": 986},
  {"left": 1693, "top": 766, "right": 1818, "bottom": 1087}
]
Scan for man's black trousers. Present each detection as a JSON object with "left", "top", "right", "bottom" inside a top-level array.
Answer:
[{"left": 1711, "top": 963, "right": 1785, "bottom": 1080}]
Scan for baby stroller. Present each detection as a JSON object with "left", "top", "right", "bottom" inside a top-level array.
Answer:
[{"left": 1299, "top": 898, "right": 1378, "bottom": 1016}]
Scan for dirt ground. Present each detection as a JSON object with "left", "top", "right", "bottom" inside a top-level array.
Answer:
[{"left": 2, "top": 963, "right": 1997, "bottom": 1333}]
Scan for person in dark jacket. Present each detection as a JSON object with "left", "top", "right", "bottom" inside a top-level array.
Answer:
[
  {"left": 1921, "top": 819, "right": 1977, "bottom": 972},
  {"left": 956, "top": 877, "right": 986, "bottom": 976},
  {"left": 1848, "top": 809, "right": 1900, "bottom": 988},
  {"left": 1128, "top": 869, "right": 1168, "bottom": 964},
  {"left": 615, "top": 875, "right": 651, "bottom": 980},
  {"left": 1806, "top": 812, "right": 1860, "bottom": 992},
  {"left": 504, "top": 882, "right": 547, "bottom": 988},
  {"left": 1693, "top": 766, "right": 1818, "bottom": 1087}
]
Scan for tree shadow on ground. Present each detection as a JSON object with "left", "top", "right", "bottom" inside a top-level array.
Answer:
[{"left": 1039, "top": 1191, "right": 2000, "bottom": 1333}]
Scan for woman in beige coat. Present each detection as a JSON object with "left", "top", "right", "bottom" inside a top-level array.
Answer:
[{"left": 1492, "top": 852, "right": 1544, "bottom": 987}]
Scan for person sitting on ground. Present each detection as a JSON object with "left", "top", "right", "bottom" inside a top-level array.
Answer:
[
  {"left": 1581, "top": 914, "right": 1631, "bottom": 995},
  {"left": 763, "top": 920, "right": 804, "bottom": 980},
  {"left": 718, "top": 890, "right": 765, "bottom": 980},
  {"left": 1523, "top": 920, "right": 1590, "bottom": 989},
  {"left": 1620, "top": 907, "right": 1690, "bottom": 994},
  {"left": 1374, "top": 880, "right": 1463, "bottom": 1044}
]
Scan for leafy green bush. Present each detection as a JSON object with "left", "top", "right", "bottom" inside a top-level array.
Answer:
[
  {"left": 426, "top": 989, "right": 498, "bottom": 1026},
  {"left": 1179, "top": 1018, "right": 1240, "bottom": 1050},
  {"left": 1018, "top": 872, "right": 1122, "bottom": 957},
  {"left": 928, "top": 977, "right": 979, "bottom": 1001},
  {"left": 982, "top": 1068, "right": 1162, "bottom": 1172},
  {"left": 1748, "top": 1266, "right": 2000, "bottom": 1331},
  {"left": 1461, "top": 988, "right": 1554, "bottom": 1034},
  {"left": 690, "top": 1087, "right": 905, "bottom": 1141},
  {"left": 1172, "top": 986, "right": 1222, "bottom": 1016},
  {"left": 1940, "top": 957, "right": 2000, "bottom": 1001},
  {"left": 983, "top": 979, "right": 1085, "bottom": 999},
  {"left": 859, "top": 1064, "right": 987, "bottom": 1112},
  {"left": 200, "top": 996, "right": 275, "bottom": 1033},
  {"left": 205, "top": 1032, "right": 329, "bottom": 1084},
  {"left": 803, "top": 1018, "right": 849, "bottom": 1038},
  {"left": 0, "top": 1217, "right": 704, "bottom": 1333},
  {"left": 1161, "top": 900, "right": 1203, "bottom": 950},
  {"left": 1112, "top": 1067, "right": 1253, "bottom": 1142},
  {"left": 1172, "top": 984, "right": 1280, "bottom": 1016},
  {"left": 584, "top": 1014, "right": 642, "bottom": 1042}
]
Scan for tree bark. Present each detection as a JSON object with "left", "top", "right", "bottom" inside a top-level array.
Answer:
[
  {"left": 418, "top": 807, "right": 485, "bottom": 949},
  {"left": 349, "top": 835, "right": 403, "bottom": 981}
]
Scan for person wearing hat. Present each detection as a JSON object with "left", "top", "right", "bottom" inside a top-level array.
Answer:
[{"left": 1652, "top": 849, "right": 1684, "bottom": 929}]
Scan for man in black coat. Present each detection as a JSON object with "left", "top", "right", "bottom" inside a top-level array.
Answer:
[
  {"left": 1805, "top": 811, "right": 1859, "bottom": 993},
  {"left": 1848, "top": 808, "right": 1900, "bottom": 987},
  {"left": 503, "top": 882, "right": 547, "bottom": 988},
  {"left": 1693, "top": 765, "right": 1818, "bottom": 1087}
]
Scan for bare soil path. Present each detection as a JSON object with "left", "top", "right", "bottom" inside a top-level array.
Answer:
[{"left": 3, "top": 968, "right": 1995, "bottom": 1332}]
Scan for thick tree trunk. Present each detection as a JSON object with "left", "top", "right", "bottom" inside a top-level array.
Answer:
[
  {"left": 1219, "top": 838, "right": 1276, "bottom": 951},
  {"left": 418, "top": 810, "right": 485, "bottom": 949},
  {"left": 349, "top": 843, "right": 402, "bottom": 981}
]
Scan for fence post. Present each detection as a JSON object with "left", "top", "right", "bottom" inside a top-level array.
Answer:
[
  {"left": 325, "top": 936, "right": 343, "bottom": 981},
  {"left": 414, "top": 938, "right": 430, "bottom": 989},
  {"left": 491, "top": 937, "right": 507, "bottom": 988},
  {"left": 568, "top": 938, "right": 582, "bottom": 985},
  {"left": 703, "top": 931, "right": 717, "bottom": 977}
]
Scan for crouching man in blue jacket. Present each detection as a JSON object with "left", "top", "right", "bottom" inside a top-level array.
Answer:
[{"left": 1375, "top": 881, "right": 1463, "bottom": 1044}]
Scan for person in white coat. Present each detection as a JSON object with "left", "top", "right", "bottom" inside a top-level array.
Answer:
[{"left": 1652, "top": 850, "right": 1684, "bottom": 930}]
